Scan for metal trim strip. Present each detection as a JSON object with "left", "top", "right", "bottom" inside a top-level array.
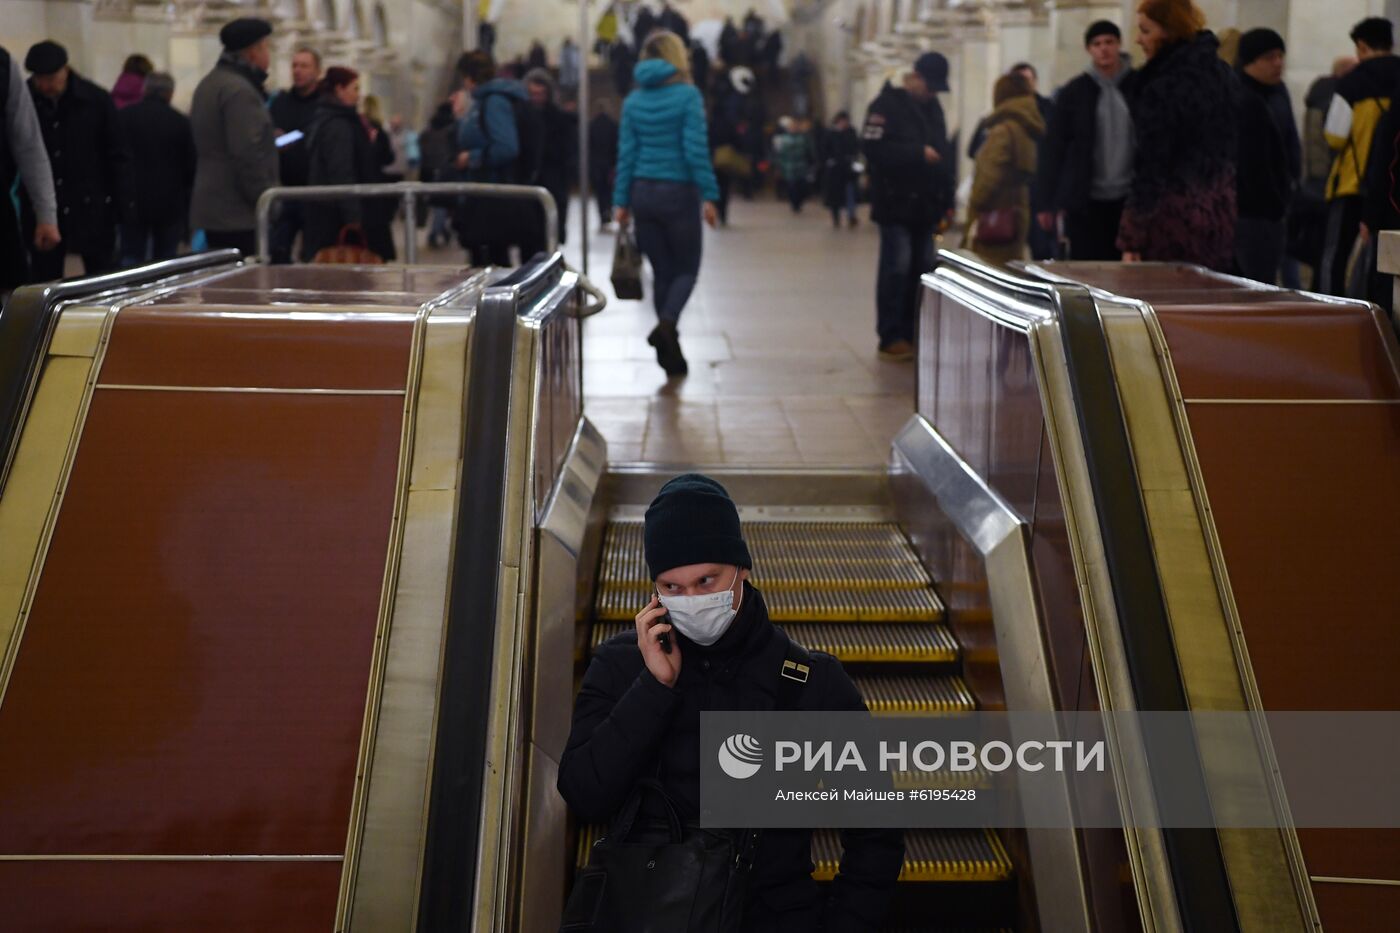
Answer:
[
  {"left": 332, "top": 299, "right": 434, "bottom": 930},
  {"left": 93, "top": 385, "right": 407, "bottom": 396},
  {"left": 891, "top": 413, "right": 1093, "bottom": 933}
]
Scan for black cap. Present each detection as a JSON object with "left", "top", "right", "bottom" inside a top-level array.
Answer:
[
  {"left": 24, "top": 41, "right": 68, "bottom": 75},
  {"left": 644, "top": 473, "right": 752, "bottom": 579},
  {"left": 1237, "top": 28, "right": 1285, "bottom": 67},
  {"left": 914, "top": 52, "right": 949, "bottom": 92},
  {"left": 220, "top": 17, "right": 273, "bottom": 52},
  {"left": 1350, "top": 17, "right": 1393, "bottom": 52},
  {"left": 1084, "top": 20, "right": 1121, "bottom": 46}
]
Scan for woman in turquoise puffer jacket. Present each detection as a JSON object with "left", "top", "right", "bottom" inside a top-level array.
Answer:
[{"left": 613, "top": 30, "right": 720, "bottom": 378}]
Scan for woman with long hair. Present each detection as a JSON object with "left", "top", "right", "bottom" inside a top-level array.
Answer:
[
  {"left": 1117, "top": 0, "right": 1238, "bottom": 269},
  {"left": 302, "top": 66, "right": 383, "bottom": 260},
  {"left": 613, "top": 30, "right": 721, "bottom": 378}
]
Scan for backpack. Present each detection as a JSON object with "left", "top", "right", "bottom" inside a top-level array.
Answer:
[{"left": 481, "top": 90, "right": 544, "bottom": 186}]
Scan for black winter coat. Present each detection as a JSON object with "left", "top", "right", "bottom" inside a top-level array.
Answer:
[
  {"left": 1037, "top": 69, "right": 1131, "bottom": 213},
  {"left": 1118, "top": 32, "right": 1238, "bottom": 269},
  {"left": 268, "top": 86, "right": 320, "bottom": 187},
  {"left": 537, "top": 100, "right": 578, "bottom": 196},
  {"left": 861, "top": 82, "right": 953, "bottom": 228},
  {"left": 821, "top": 126, "right": 860, "bottom": 208},
  {"left": 1234, "top": 73, "right": 1294, "bottom": 222},
  {"left": 303, "top": 99, "right": 380, "bottom": 259},
  {"left": 22, "top": 71, "right": 132, "bottom": 253},
  {"left": 118, "top": 97, "right": 196, "bottom": 227},
  {"left": 558, "top": 584, "right": 905, "bottom": 932}
]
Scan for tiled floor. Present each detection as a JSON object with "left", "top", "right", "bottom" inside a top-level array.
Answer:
[{"left": 560, "top": 197, "right": 915, "bottom": 466}]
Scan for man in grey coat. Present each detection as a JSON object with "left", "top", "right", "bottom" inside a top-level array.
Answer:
[{"left": 189, "top": 17, "right": 279, "bottom": 255}]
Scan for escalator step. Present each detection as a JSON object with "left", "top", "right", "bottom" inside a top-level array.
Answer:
[
  {"left": 851, "top": 674, "right": 976, "bottom": 714},
  {"left": 597, "top": 582, "right": 944, "bottom": 623},
  {"left": 588, "top": 621, "right": 959, "bottom": 663},
  {"left": 596, "top": 521, "right": 944, "bottom": 622},
  {"left": 576, "top": 826, "right": 1011, "bottom": 884},
  {"left": 815, "top": 828, "right": 1011, "bottom": 882}
]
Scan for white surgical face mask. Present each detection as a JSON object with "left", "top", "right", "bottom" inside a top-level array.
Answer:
[{"left": 657, "top": 571, "right": 743, "bottom": 646}]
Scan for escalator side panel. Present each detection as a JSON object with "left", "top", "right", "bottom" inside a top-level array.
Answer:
[
  {"left": 1143, "top": 299, "right": 1400, "bottom": 928},
  {"left": 0, "top": 860, "right": 343, "bottom": 932}
]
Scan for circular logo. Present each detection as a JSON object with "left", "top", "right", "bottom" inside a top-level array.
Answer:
[{"left": 718, "top": 733, "right": 763, "bottom": 780}]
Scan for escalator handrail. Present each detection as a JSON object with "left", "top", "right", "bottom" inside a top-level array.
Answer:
[
  {"left": 929, "top": 249, "right": 1242, "bottom": 933},
  {"left": 0, "top": 251, "right": 243, "bottom": 495},
  {"left": 415, "top": 250, "right": 570, "bottom": 932}
]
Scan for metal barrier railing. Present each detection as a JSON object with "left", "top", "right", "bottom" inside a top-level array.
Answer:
[{"left": 254, "top": 182, "right": 558, "bottom": 265}]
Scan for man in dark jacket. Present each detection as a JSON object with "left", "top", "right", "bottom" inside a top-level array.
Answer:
[
  {"left": 588, "top": 100, "right": 620, "bottom": 230},
  {"left": 559, "top": 474, "right": 905, "bottom": 932},
  {"left": 1, "top": 44, "right": 60, "bottom": 293},
  {"left": 1036, "top": 20, "right": 1134, "bottom": 261},
  {"left": 22, "top": 40, "right": 131, "bottom": 281},
  {"left": 189, "top": 18, "right": 279, "bottom": 256},
  {"left": 267, "top": 46, "right": 322, "bottom": 264},
  {"left": 117, "top": 72, "right": 195, "bottom": 266},
  {"left": 1233, "top": 29, "right": 1299, "bottom": 284},
  {"left": 525, "top": 68, "right": 576, "bottom": 246},
  {"left": 862, "top": 51, "right": 954, "bottom": 362}
]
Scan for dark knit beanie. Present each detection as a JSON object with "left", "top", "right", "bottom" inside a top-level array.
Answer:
[
  {"left": 644, "top": 473, "right": 752, "bottom": 579},
  {"left": 1236, "top": 28, "right": 1285, "bottom": 67},
  {"left": 25, "top": 41, "right": 68, "bottom": 75},
  {"left": 220, "top": 17, "right": 273, "bottom": 52},
  {"left": 1084, "top": 20, "right": 1121, "bottom": 46}
]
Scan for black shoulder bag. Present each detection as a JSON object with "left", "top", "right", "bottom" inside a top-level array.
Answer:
[{"left": 559, "top": 635, "right": 812, "bottom": 933}]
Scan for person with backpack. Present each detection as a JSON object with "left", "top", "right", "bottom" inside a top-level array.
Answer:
[
  {"left": 452, "top": 50, "right": 547, "bottom": 265},
  {"left": 558, "top": 473, "right": 905, "bottom": 932},
  {"left": 1320, "top": 17, "right": 1400, "bottom": 296}
]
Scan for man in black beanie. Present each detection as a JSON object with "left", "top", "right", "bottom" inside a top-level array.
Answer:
[
  {"left": 22, "top": 39, "right": 131, "bottom": 281},
  {"left": 1036, "top": 19, "right": 1134, "bottom": 261},
  {"left": 559, "top": 473, "right": 905, "bottom": 931},
  {"left": 189, "top": 17, "right": 278, "bottom": 255},
  {"left": 1233, "top": 28, "right": 1300, "bottom": 284}
]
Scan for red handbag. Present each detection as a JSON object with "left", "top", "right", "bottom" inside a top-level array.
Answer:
[{"left": 975, "top": 208, "right": 1018, "bottom": 246}]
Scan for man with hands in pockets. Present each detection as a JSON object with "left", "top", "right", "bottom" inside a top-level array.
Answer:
[{"left": 558, "top": 473, "right": 904, "bottom": 932}]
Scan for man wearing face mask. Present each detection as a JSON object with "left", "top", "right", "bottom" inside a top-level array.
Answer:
[{"left": 558, "top": 473, "right": 905, "bottom": 932}]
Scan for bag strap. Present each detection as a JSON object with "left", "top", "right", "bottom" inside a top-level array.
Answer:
[{"left": 775, "top": 631, "right": 812, "bottom": 712}]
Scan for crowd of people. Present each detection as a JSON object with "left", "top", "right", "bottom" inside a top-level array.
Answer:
[
  {"left": 3, "top": 0, "right": 1399, "bottom": 377},
  {"left": 862, "top": 2, "right": 1400, "bottom": 360}
]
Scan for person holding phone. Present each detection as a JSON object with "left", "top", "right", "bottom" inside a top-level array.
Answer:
[{"left": 558, "top": 473, "right": 904, "bottom": 932}]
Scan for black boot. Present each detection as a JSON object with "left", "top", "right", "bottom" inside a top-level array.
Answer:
[{"left": 647, "top": 321, "right": 689, "bottom": 377}]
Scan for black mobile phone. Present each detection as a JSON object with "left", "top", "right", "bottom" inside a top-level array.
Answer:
[{"left": 658, "top": 611, "right": 673, "bottom": 654}]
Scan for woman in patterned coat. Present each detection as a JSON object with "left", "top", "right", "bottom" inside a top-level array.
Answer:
[{"left": 1118, "top": 0, "right": 1239, "bottom": 269}]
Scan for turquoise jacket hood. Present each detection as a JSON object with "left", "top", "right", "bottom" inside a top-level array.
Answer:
[{"left": 634, "top": 59, "right": 679, "bottom": 88}]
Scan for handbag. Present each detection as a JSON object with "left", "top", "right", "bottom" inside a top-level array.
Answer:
[
  {"left": 560, "top": 637, "right": 814, "bottom": 933},
  {"left": 713, "top": 144, "right": 754, "bottom": 179},
  {"left": 313, "top": 225, "right": 383, "bottom": 265},
  {"left": 611, "top": 226, "right": 644, "bottom": 301},
  {"left": 975, "top": 207, "right": 1018, "bottom": 246}
]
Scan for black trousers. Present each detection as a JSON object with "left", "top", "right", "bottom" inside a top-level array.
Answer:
[
  {"left": 28, "top": 237, "right": 117, "bottom": 283},
  {"left": 1065, "top": 198, "right": 1124, "bottom": 261},
  {"left": 205, "top": 229, "right": 257, "bottom": 257},
  {"left": 1319, "top": 195, "right": 1363, "bottom": 296}
]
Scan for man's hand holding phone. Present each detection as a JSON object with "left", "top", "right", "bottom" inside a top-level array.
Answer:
[{"left": 636, "top": 595, "right": 681, "bottom": 687}]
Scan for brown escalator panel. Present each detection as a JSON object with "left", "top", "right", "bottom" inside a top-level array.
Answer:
[{"left": 579, "top": 517, "right": 1015, "bottom": 929}]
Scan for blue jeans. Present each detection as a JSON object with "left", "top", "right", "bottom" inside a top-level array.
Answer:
[
  {"left": 268, "top": 201, "right": 304, "bottom": 265},
  {"left": 630, "top": 179, "right": 702, "bottom": 324},
  {"left": 875, "top": 222, "right": 935, "bottom": 347},
  {"left": 120, "top": 219, "right": 184, "bottom": 268}
]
